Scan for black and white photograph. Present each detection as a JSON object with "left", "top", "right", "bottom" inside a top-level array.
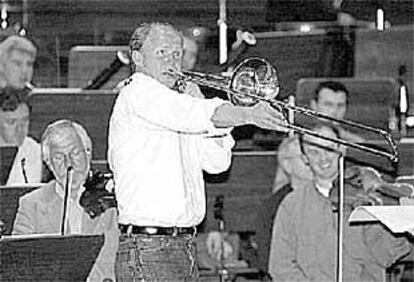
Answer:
[{"left": 0, "top": 0, "right": 413, "bottom": 281}]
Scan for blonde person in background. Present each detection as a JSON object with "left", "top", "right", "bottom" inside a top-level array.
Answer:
[
  {"left": 0, "top": 35, "right": 36, "bottom": 89},
  {"left": 182, "top": 34, "right": 198, "bottom": 71}
]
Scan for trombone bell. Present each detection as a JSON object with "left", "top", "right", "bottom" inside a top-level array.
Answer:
[{"left": 229, "top": 57, "right": 280, "bottom": 106}]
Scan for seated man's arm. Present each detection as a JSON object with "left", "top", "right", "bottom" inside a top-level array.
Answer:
[
  {"left": 12, "top": 196, "right": 36, "bottom": 235},
  {"left": 363, "top": 223, "right": 412, "bottom": 268}
]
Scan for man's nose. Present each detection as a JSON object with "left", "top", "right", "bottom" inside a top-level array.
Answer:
[
  {"left": 320, "top": 151, "right": 332, "bottom": 162},
  {"left": 164, "top": 53, "right": 178, "bottom": 64},
  {"left": 63, "top": 155, "right": 74, "bottom": 169},
  {"left": 21, "top": 65, "right": 31, "bottom": 78},
  {"left": 325, "top": 108, "right": 336, "bottom": 118},
  {"left": 17, "top": 121, "right": 26, "bottom": 131}
]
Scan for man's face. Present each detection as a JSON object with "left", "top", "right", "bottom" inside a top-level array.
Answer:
[
  {"left": 311, "top": 88, "right": 347, "bottom": 120},
  {"left": 136, "top": 26, "right": 183, "bottom": 88},
  {"left": 48, "top": 129, "right": 89, "bottom": 192},
  {"left": 3, "top": 49, "right": 35, "bottom": 89},
  {"left": 0, "top": 103, "right": 29, "bottom": 146},
  {"left": 303, "top": 127, "right": 341, "bottom": 182}
]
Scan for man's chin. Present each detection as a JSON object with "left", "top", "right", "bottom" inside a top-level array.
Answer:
[
  {"left": 317, "top": 168, "right": 338, "bottom": 181},
  {"left": 56, "top": 175, "right": 85, "bottom": 190}
]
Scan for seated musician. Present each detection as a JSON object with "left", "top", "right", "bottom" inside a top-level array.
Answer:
[
  {"left": 0, "top": 35, "right": 37, "bottom": 89},
  {"left": 0, "top": 87, "right": 42, "bottom": 184},
  {"left": 273, "top": 81, "right": 364, "bottom": 193},
  {"left": 13, "top": 120, "right": 119, "bottom": 282},
  {"left": 268, "top": 122, "right": 412, "bottom": 281}
]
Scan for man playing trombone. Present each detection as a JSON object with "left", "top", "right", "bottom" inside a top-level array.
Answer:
[{"left": 108, "top": 22, "right": 288, "bottom": 281}]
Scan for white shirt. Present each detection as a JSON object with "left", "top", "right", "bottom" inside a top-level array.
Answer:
[
  {"left": 55, "top": 182, "right": 85, "bottom": 234},
  {"left": 315, "top": 182, "right": 333, "bottom": 198},
  {"left": 6, "top": 136, "right": 42, "bottom": 185},
  {"left": 108, "top": 73, "right": 235, "bottom": 227}
]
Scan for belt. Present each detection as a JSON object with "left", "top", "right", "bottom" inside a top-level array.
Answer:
[{"left": 119, "top": 224, "right": 197, "bottom": 236}]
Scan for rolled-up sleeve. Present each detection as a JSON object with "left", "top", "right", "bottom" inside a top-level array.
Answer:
[
  {"left": 201, "top": 134, "right": 235, "bottom": 174},
  {"left": 122, "top": 74, "right": 230, "bottom": 134}
]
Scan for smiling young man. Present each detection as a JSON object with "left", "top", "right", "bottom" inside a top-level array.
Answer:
[
  {"left": 108, "top": 22, "right": 288, "bottom": 281},
  {"left": 268, "top": 123, "right": 411, "bottom": 281},
  {"left": 273, "top": 80, "right": 365, "bottom": 193}
]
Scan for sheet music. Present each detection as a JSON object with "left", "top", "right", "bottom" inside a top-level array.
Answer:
[{"left": 349, "top": 205, "right": 414, "bottom": 233}]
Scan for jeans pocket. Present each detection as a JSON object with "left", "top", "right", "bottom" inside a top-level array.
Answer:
[{"left": 116, "top": 238, "right": 145, "bottom": 281}]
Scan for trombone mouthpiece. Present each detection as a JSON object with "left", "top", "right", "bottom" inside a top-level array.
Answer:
[{"left": 165, "top": 68, "right": 183, "bottom": 77}]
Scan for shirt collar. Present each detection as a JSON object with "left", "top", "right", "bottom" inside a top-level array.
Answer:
[
  {"left": 314, "top": 182, "right": 333, "bottom": 198},
  {"left": 54, "top": 181, "right": 85, "bottom": 202}
]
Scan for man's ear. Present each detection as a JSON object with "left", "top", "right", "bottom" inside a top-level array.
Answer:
[
  {"left": 310, "top": 99, "right": 317, "bottom": 111},
  {"left": 86, "top": 150, "right": 92, "bottom": 163},
  {"left": 131, "top": 50, "right": 143, "bottom": 68}
]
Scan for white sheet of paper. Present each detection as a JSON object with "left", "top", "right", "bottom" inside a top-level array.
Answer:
[{"left": 349, "top": 205, "right": 414, "bottom": 233}]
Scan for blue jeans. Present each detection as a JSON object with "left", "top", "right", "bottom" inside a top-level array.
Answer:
[{"left": 115, "top": 233, "right": 199, "bottom": 281}]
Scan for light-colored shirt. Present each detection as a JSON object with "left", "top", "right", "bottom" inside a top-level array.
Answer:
[
  {"left": 55, "top": 183, "right": 85, "bottom": 234},
  {"left": 12, "top": 180, "right": 119, "bottom": 282},
  {"left": 108, "top": 72, "right": 234, "bottom": 227},
  {"left": 315, "top": 182, "right": 332, "bottom": 198},
  {"left": 6, "top": 136, "right": 42, "bottom": 185}
]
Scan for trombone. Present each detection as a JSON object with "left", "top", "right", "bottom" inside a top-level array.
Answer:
[{"left": 169, "top": 57, "right": 399, "bottom": 163}]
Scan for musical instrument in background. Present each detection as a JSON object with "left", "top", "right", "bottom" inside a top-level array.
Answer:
[
  {"left": 79, "top": 170, "right": 117, "bottom": 219},
  {"left": 330, "top": 166, "right": 414, "bottom": 208}
]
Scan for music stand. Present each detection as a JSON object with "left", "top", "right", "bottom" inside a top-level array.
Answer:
[
  {"left": 0, "top": 147, "right": 18, "bottom": 185},
  {"left": 0, "top": 234, "right": 104, "bottom": 281}
]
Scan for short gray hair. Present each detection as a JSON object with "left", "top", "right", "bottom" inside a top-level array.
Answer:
[
  {"left": 129, "top": 22, "right": 181, "bottom": 53},
  {"left": 0, "top": 35, "right": 37, "bottom": 61},
  {"left": 41, "top": 119, "right": 92, "bottom": 164}
]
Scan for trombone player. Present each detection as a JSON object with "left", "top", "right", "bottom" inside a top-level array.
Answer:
[{"left": 108, "top": 22, "right": 288, "bottom": 281}]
